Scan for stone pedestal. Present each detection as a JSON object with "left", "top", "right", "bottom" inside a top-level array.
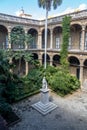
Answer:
[
  {"left": 32, "top": 88, "right": 57, "bottom": 115},
  {"left": 40, "top": 88, "right": 49, "bottom": 104},
  {"left": 82, "top": 79, "right": 87, "bottom": 92}
]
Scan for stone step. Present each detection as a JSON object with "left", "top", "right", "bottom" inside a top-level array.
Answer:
[{"left": 32, "top": 101, "right": 57, "bottom": 115}]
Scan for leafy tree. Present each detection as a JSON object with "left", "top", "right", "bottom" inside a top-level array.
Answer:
[
  {"left": 10, "top": 26, "right": 34, "bottom": 49},
  {"left": 38, "top": 0, "right": 62, "bottom": 69},
  {"left": 10, "top": 26, "right": 34, "bottom": 75},
  {"left": 12, "top": 50, "right": 33, "bottom": 75},
  {"left": 60, "top": 16, "right": 71, "bottom": 72},
  {"left": 10, "top": 26, "right": 25, "bottom": 48}
]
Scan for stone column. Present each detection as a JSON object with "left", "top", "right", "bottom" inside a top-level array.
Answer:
[
  {"left": 8, "top": 27, "right": 12, "bottom": 49},
  {"left": 79, "top": 57, "right": 84, "bottom": 88},
  {"left": 24, "top": 29, "right": 28, "bottom": 49},
  {"left": 80, "top": 66, "right": 83, "bottom": 89},
  {"left": 25, "top": 61, "right": 28, "bottom": 75},
  {"left": 50, "top": 55, "right": 53, "bottom": 66},
  {"left": 50, "top": 29, "right": 53, "bottom": 49},
  {"left": 9, "top": 58, "right": 13, "bottom": 73},
  {"left": 38, "top": 31, "right": 42, "bottom": 49},
  {"left": 38, "top": 54, "right": 42, "bottom": 65},
  {"left": 81, "top": 26, "right": 85, "bottom": 51}
]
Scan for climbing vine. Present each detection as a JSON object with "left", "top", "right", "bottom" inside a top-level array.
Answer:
[{"left": 60, "top": 15, "right": 71, "bottom": 72}]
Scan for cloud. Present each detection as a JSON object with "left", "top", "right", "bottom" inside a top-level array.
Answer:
[
  {"left": 15, "top": 10, "right": 21, "bottom": 16},
  {"left": 62, "top": 4, "right": 87, "bottom": 14},
  {"left": 54, "top": 3, "right": 87, "bottom": 17},
  {"left": 78, "top": 3, "right": 87, "bottom": 10}
]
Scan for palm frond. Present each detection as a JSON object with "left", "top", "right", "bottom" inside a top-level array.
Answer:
[{"left": 53, "top": 0, "right": 62, "bottom": 9}]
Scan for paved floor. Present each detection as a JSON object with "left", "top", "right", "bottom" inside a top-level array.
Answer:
[{"left": 9, "top": 90, "right": 87, "bottom": 130}]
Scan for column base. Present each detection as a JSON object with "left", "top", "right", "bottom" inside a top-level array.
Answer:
[{"left": 32, "top": 101, "right": 57, "bottom": 115}]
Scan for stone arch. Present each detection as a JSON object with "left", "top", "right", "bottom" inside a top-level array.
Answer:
[
  {"left": 42, "top": 29, "right": 50, "bottom": 48},
  {"left": 53, "top": 26, "right": 62, "bottom": 49},
  {"left": 68, "top": 56, "right": 80, "bottom": 79},
  {"left": 71, "top": 22, "right": 82, "bottom": 26},
  {"left": 41, "top": 27, "right": 50, "bottom": 32},
  {"left": 53, "top": 54, "right": 60, "bottom": 66},
  {"left": 28, "top": 28, "right": 38, "bottom": 49},
  {"left": 83, "top": 59, "right": 87, "bottom": 82},
  {"left": 0, "top": 25, "right": 8, "bottom": 49},
  {"left": 68, "top": 56, "right": 80, "bottom": 66},
  {"left": 84, "top": 59, "right": 87, "bottom": 66},
  {"left": 11, "top": 25, "right": 25, "bottom": 32},
  {"left": 32, "top": 53, "right": 38, "bottom": 60},
  {"left": 28, "top": 27, "right": 39, "bottom": 33},
  {"left": 28, "top": 53, "right": 38, "bottom": 70},
  {"left": 42, "top": 53, "right": 50, "bottom": 65},
  {"left": 12, "top": 57, "right": 25, "bottom": 76},
  {"left": 70, "top": 24, "right": 82, "bottom": 50}
]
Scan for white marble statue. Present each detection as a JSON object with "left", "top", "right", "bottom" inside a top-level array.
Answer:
[{"left": 42, "top": 77, "right": 48, "bottom": 89}]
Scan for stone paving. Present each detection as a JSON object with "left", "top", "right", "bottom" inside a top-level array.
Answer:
[{"left": 9, "top": 90, "right": 87, "bottom": 130}]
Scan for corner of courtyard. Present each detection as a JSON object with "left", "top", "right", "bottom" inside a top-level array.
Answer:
[{"left": 9, "top": 89, "right": 87, "bottom": 130}]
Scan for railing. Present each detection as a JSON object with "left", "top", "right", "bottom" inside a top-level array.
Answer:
[
  {"left": 0, "top": 13, "right": 40, "bottom": 25},
  {"left": 1, "top": 9, "right": 87, "bottom": 26},
  {"left": 11, "top": 44, "right": 25, "bottom": 50},
  {"left": 42, "top": 44, "right": 51, "bottom": 49},
  {"left": 1, "top": 43, "right": 87, "bottom": 52},
  {"left": 0, "top": 44, "right": 9, "bottom": 49},
  {"left": 40, "top": 9, "right": 87, "bottom": 25},
  {"left": 68, "top": 45, "right": 80, "bottom": 50},
  {"left": 28, "top": 44, "right": 38, "bottom": 49}
]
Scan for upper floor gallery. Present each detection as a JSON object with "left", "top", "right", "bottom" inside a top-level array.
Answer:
[{"left": 0, "top": 9, "right": 87, "bottom": 52}]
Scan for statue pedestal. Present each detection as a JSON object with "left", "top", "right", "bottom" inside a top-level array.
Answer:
[
  {"left": 32, "top": 88, "right": 57, "bottom": 115},
  {"left": 40, "top": 88, "right": 49, "bottom": 104}
]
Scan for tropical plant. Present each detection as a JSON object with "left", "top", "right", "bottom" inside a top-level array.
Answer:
[
  {"left": 10, "top": 26, "right": 34, "bottom": 75},
  {"left": 0, "top": 49, "right": 21, "bottom": 103},
  {"left": 38, "top": 0, "right": 62, "bottom": 69},
  {"left": 10, "top": 26, "right": 34, "bottom": 48},
  {"left": 12, "top": 50, "right": 33, "bottom": 75}
]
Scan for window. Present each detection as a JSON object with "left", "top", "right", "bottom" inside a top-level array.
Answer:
[
  {"left": 5, "top": 35, "right": 9, "bottom": 49},
  {"left": 56, "top": 37, "right": 60, "bottom": 49},
  {"left": 85, "top": 32, "right": 87, "bottom": 50},
  {"left": 79, "top": 32, "right": 82, "bottom": 49}
]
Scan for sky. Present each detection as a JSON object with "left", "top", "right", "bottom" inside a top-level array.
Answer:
[{"left": 0, "top": 0, "right": 87, "bottom": 19}]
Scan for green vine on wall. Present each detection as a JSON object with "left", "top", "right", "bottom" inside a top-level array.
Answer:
[{"left": 60, "top": 15, "right": 71, "bottom": 72}]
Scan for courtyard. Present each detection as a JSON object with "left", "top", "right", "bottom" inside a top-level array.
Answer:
[{"left": 9, "top": 90, "right": 87, "bottom": 130}]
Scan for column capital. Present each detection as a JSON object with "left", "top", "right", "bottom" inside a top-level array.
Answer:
[
  {"left": 8, "top": 26, "right": 12, "bottom": 33},
  {"left": 82, "top": 25, "right": 85, "bottom": 31},
  {"left": 50, "top": 28, "right": 53, "bottom": 33},
  {"left": 38, "top": 31, "right": 42, "bottom": 35},
  {"left": 79, "top": 56, "right": 84, "bottom": 66},
  {"left": 24, "top": 28, "right": 29, "bottom": 34}
]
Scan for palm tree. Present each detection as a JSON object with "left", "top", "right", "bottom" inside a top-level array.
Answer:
[{"left": 38, "top": 0, "right": 62, "bottom": 69}]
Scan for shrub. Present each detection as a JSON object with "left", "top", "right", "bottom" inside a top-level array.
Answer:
[
  {"left": 0, "top": 97, "right": 12, "bottom": 117},
  {"left": 48, "top": 70, "right": 80, "bottom": 96},
  {"left": 45, "top": 65, "right": 59, "bottom": 85},
  {"left": 24, "top": 68, "right": 43, "bottom": 90}
]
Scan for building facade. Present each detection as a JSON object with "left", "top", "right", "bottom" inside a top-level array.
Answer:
[{"left": 0, "top": 10, "right": 87, "bottom": 89}]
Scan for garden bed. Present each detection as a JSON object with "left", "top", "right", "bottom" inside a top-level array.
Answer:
[{"left": 1, "top": 111, "right": 20, "bottom": 127}]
